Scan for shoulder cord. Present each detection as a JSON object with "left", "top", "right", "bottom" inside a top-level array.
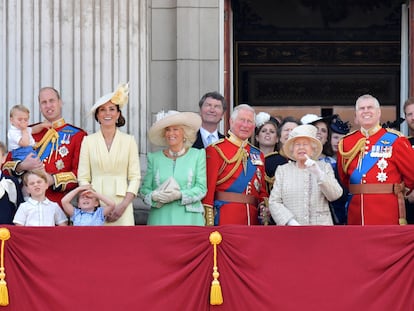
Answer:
[
  {"left": 338, "top": 137, "right": 366, "bottom": 174},
  {"left": 214, "top": 145, "right": 248, "bottom": 185},
  {"left": 34, "top": 128, "right": 59, "bottom": 161}
]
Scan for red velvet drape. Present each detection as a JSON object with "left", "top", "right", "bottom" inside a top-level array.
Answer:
[{"left": 2, "top": 225, "right": 414, "bottom": 311}]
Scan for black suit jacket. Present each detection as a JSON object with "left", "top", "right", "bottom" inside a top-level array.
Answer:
[
  {"left": 192, "top": 130, "right": 225, "bottom": 149},
  {"left": 0, "top": 175, "right": 24, "bottom": 224}
]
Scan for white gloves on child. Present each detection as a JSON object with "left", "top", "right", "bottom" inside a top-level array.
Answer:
[{"left": 304, "top": 154, "right": 325, "bottom": 181}]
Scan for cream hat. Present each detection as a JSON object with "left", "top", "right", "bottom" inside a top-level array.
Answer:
[
  {"left": 90, "top": 83, "right": 129, "bottom": 115},
  {"left": 283, "top": 124, "right": 323, "bottom": 161},
  {"left": 148, "top": 110, "right": 201, "bottom": 146},
  {"left": 300, "top": 113, "right": 322, "bottom": 125}
]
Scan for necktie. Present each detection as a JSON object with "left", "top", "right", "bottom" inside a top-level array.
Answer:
[
  {"left": 0, "top": 178, "right": 17, "bottom": 204},
  {"left": 207, "top": 134, "right": 214, "bottom": 145}
]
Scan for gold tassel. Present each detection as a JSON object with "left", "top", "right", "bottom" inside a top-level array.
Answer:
[
  {"left": 209, "top": 231, "right": 223, "bottom": 305},
  {"left": 0, "top": 228, "right": 11, "bottom": 306}
]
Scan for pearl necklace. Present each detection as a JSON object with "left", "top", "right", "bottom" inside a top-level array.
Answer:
[{"left": 168, "top": 147, "right": 186, "bottom": 158}]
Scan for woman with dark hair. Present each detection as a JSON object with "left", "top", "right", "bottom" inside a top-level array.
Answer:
[
  {"left": 78, "top": 83, "right": 141, "bottom": 226},
  {"left": 254, "top": 112, "right": 279, "bottom": 193}
]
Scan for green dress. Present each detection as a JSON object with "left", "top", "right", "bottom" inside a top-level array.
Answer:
[{"left": 140, "top": 148, "right": 206, "bottom": 225}]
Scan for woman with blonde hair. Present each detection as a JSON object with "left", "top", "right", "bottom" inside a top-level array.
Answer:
[{"left": 140, "top": 110, "right": 206, "bottom": 225}]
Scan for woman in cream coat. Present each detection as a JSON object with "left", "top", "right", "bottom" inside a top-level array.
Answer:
[
  {"left": 78, "top": 84, "right": 140, "bottom": 226},
  {"left": 269, "top": 124, "right": 342, "bottom": 225}
]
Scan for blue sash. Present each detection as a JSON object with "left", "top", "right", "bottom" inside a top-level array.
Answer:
[
  {"left": 38, "top": 125, "right": 82, "bottom": 161},
  {"left": 214, "top": 147, "right": 261, "bottom": 225},
  {"left": 349, "top": 132, "right": 397, "bottom": 184},
  {"left": 347, "top": 131, "right": 398, "bottom": 209}
]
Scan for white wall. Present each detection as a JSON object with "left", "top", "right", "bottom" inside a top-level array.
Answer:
[
  {"left": 0, "top": 0, "right": 224, "bottom": 160},
  {"left": 0, "top": 0, "right": 148, "bottom": 154}
]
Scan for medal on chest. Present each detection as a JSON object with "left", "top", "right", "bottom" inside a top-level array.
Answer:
[{"left": 376, "top": 158, "right": 388, "bottom": 182}]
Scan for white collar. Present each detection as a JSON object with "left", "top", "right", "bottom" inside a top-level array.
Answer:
[
  {"left": 200, "top": 127, "right": 218, "bottom": 139},
  {"left": 28, "top": 197, "right": 51, "bottom": 205}
]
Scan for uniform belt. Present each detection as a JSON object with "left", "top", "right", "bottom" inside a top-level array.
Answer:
[
  {"left": 215, "top": 191, "right": 258, "bottom": 206},
  {"left": 349, "top": 183, "right": 407, "bottom": 225},
  {"left": 349, "top": 183, "right": 395, "bottom": 194}
]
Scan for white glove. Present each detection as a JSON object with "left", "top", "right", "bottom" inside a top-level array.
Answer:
[
  {"left": 287, "top": 218, "right": 300, "bottom": 226},
  {"left": 151, "top": 190, "right": 164, "bottom": 208},
  {"left": 304, "top": 154, "right": 325, "bottom": 181},
  {"left": 157, "top": 190, "right": 182, "bottom": 204}
]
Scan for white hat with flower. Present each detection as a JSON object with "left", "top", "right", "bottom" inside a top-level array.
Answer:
[{"left": 90, "top": 83, "right": 129, "bottom": 115}]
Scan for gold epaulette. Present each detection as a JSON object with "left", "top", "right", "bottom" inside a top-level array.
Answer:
[
  {"left": 211, "top": 138, "right": 225, "bottom": 146},
  {"left": 265, "top": 151, "right": 279, "bottom": 158},
  {"left": 385, "top": 128, "right": 403, "bottom": 136},
  {"left": 53, "top": 172, "right": 77, "bottom": 191},
  {"left": 342, "top": 129, "right": 359, "bottom": 138}
]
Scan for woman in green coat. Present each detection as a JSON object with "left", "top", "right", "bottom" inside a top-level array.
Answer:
[{"left": 140, "top": 110, "right": 207, "bottom": 225}]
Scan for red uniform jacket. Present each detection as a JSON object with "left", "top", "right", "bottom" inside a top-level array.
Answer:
[
  {"left": 202, "top": 134, "right": 268, "bottom": 225},
  {"left": 3, "top": 119, "right": 87, "bottom": 206},
  {"left": 337, "top": 127, "right": 414, "bottom": 225}
]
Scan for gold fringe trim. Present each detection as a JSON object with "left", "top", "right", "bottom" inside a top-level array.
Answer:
[
  {"left": 338, "top": 137, "right": 366, "bottom": 174},
  {"left": 0, "top": 228, "right": 11, "bottom": 306},
  {"left": 54, "top": 172, "right": 77, "bottom": 191},
  {"left": 34, "top": 128, "right": 59, "bottom": 161},
  {"left": 214, "top": 145, "right": 248, "bottom": 185},
  {"left": 209, "top": 231, "right": 223, "bottom": 305}
]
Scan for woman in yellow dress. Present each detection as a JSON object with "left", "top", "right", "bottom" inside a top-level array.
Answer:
[{"left": 77, "top": 83, "right": 141, "bottom": 226}]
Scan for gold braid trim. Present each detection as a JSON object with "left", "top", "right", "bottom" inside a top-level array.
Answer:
[
  {"left": 213, "top": 144, "right": 248, "bottom": 185},
  {"left": 338, "top": 137, "right": 366, "bottom": 174},
  {"left": 1, "top": 161, "right": 19, "bottom": 176},
  {"left": 34, "top": 128, "right": 59, "bottom": 160},
  {"left": 53, "top": 172, "right": 77, "bottom": 191},
  {"left": 265, "top": 174, "right": 275, "bottom": 190}
]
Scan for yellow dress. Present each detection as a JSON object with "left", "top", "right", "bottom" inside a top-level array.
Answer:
[{"left": 78, "top": 129, "right": 141, "bottom": 226}]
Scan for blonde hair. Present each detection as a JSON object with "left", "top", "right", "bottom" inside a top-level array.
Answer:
[
  {"left": 23, "top": 170, "right": 48, "bottom": 186},
  {"left": 10, "top": 104, "right": 30, "bottom": 118},
  {"left": 163, "top": 125, "right": 198, "bottom": 147}
]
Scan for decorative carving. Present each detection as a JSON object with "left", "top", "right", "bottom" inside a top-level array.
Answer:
[{"left": 237, "top": 42, "right": 400, "bottom": 65}]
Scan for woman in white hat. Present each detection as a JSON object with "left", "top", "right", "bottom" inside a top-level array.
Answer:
[
  {"left": 268, "top": 124, "right": 342, "bottom": 225},
  {"left": 139, "top": 110, "right": 207, "bottom": 225},
  {"left": 77, "top": 83, "right": 141, "bottom": 226}
]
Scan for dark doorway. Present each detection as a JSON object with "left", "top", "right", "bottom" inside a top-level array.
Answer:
[{"left": 231, "top": 0, "right": 406, "bottom": 125}]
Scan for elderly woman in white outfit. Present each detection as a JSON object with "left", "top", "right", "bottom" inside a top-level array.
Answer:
[{"left": 268, "top": 124, "right": 342, "bottom": 225}]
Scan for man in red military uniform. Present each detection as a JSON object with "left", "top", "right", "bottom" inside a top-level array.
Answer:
[
  {"left": 337, "top": 94, "right": 414, "bottom": 225},
  {"left": 3, "top": 87, "right": 87, "bottom": 205},
  {"left": 203, "top": 104, "right": 268, "bottom": 225}
]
